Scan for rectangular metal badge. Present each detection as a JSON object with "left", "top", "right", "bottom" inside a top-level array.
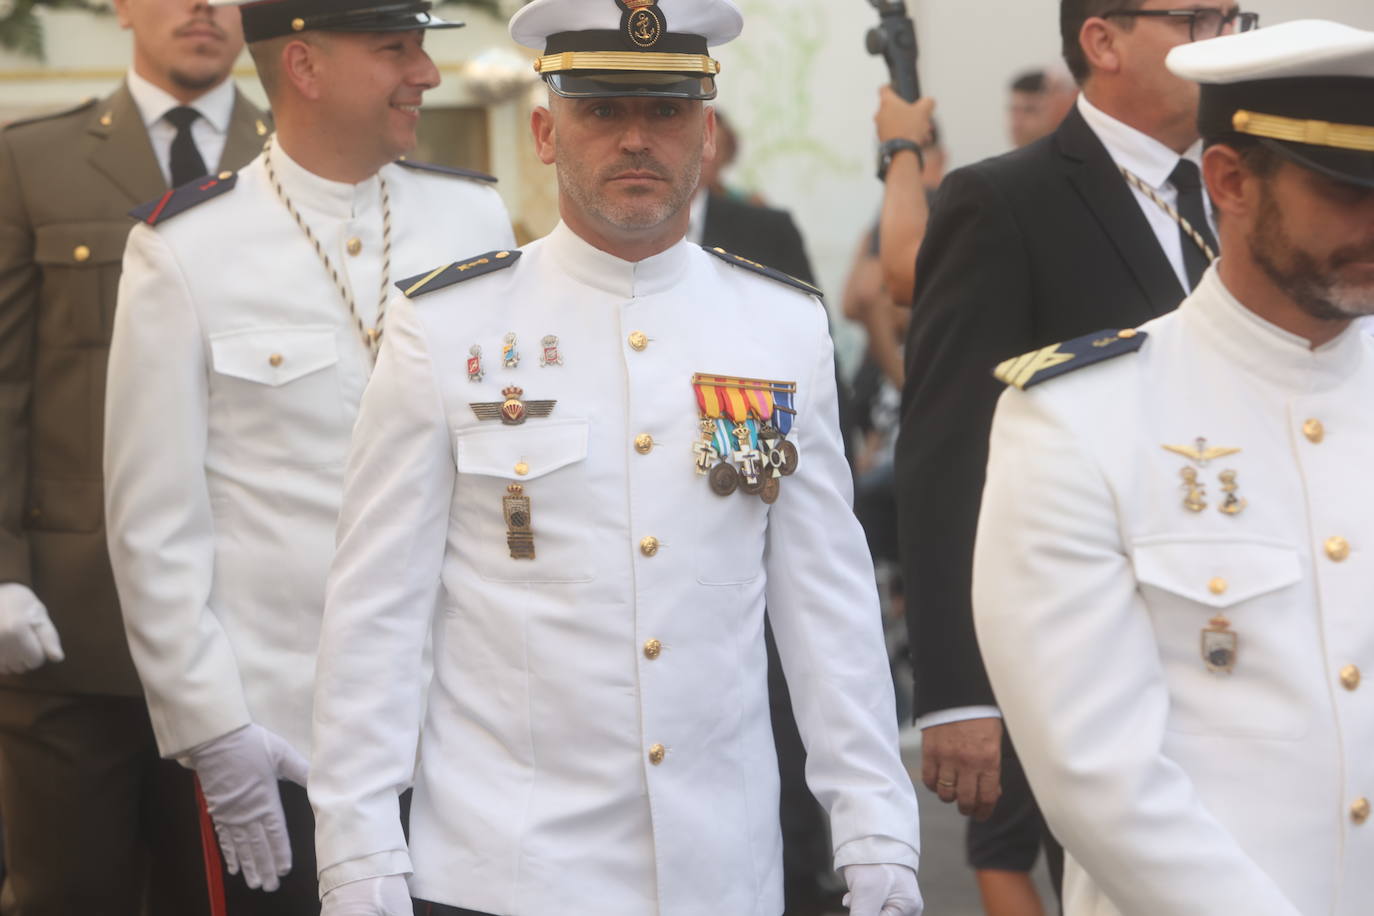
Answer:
[{"left": 504, "top": 484, "right": 535, "bottom": 560}]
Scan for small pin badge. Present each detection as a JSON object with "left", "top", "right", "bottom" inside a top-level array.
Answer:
[
  {"left": 1218, "top": 469, "right": 1247, "bottom": 516},
  {"left": 502, "top": 332, "right": 520, "bottom": 369},
  {"left": 467, "top": 345, "right": 484, "bottom": 382},
  {"left": 1202, "top": 614, "right": 1238, "bottom": 674},
  {"left": 1180, "top": 467, "right": 1207, "bottom": 513},
  {"left": 539, "top": 335, "right": 564, "bottom": 368},
  {"left": 504, "top": 484, "right": 535, "bottom": 560},
  {"left": 1165, "top": 438, "right": 1241, "bottom": 514},
  {"left": 470, "top": 387, "right": 556, "bottom": 426}
]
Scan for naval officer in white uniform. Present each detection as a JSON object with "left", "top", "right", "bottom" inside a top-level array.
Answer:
[
  {"left": 103, "top": 0, "right": 514, "bottom": 908},
  {"left": 308, "top": 1, "right": 922, "bottom": 915},
  {"left": 973, "top": 20, "right": 1374, "bottom": 916}
]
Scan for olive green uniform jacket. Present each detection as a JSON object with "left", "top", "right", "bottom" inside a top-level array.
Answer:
[{"left": 0, "top": 83, "right": 270, "bottom": 696}]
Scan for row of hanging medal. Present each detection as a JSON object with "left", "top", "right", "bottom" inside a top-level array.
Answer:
[{"left": 691, "top": 374, "right": 799, "bottom": 505}]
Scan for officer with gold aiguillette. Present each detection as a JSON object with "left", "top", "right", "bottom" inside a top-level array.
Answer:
[
  {"left": 103, "top": 0, "right": 513, "bottom": 909},
  {"left": 308, "top": 1, "right": 923, "bottom": 915}
]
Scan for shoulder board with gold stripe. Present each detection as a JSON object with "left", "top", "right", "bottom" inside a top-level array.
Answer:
[
  {"left": 703, "top": 246, "right": 823, "bottom": 298},
  {"left": 394, "top": 159, "right": 498, "bottom": 183},
  {"left": 397, "top": 250, "right": 521, "bottom": 299},
  {"left": 129, "top": 173, "right": 238, "bottom": 226},
  {"left": 994, "top": 328, "right": 1147, "bottom": 391}
]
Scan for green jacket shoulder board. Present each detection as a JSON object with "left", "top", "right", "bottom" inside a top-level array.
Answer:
[
  {"left": 703, "top": 246, "right": 822, "bottom": 298},
  {"left": 994, "top": 328, "right": 1148, "bottom": 390},
  {"left": 397, "top": 250, "right": 522, "bottom": 298},
  {"left": 2, "top": 98, "right": 97, "bottom": 132},
  {"left": 129, "top": 173, "right": 238, "bottom": 226}
]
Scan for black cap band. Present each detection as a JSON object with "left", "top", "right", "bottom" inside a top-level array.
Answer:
[
  {"left": 544, "top": 29, "right": 708, "bottom": 56},
  {"left": 1200, "top": 76, "right": 1374, "bottom": 189},
  {"left": 240, "top": 0, "right": 461, "bottom": 43}
]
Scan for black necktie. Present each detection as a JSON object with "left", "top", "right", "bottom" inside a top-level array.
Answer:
[
  {"left": 165, "top": 106, "right": 208, "bottom": 188},
  {"left": 1169, "top": 159, "right": 1219, "bottom": 290}
]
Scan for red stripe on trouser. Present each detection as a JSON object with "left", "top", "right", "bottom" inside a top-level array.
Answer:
[{"left": 195, "top": 778, "right": 229, "bottom": 916}]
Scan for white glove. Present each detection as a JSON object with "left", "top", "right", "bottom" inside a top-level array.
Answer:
[
  {"left": 0, "top": 583, "right": 64, "bottom": 674},
  {"left": 186, "top": 723, "right": 310, "bottom": 892},
  {"left": 320, "top": 875, "right": 413, "bottom": 916},
  {"left": 843, "top": 863, "right": 924, "bottom": 916}
]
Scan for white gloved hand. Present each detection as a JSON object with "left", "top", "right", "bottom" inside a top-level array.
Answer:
[
  {"left": 186, "top": 723, "right": 310, "bottom": 892},
  {"left": 843, "top": 863, "right": 924, "bottom": 916},
  {"left": 0, "top": 583, "right": 64, "bottom": 674},
  {"left": 320, "top": 875, "right": 413, "bottom": 916}
]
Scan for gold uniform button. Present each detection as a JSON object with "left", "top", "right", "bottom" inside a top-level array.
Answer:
[
  {"left": 99, "top": 112, "right": 113, "bottom": 128},
  {"left": 1341, "top": 665, "right": 1362, "bottom": 691},
  {"left": 648, "top": 744, "right": 666, "bottom": 766},
  {"left": 634, "top": 434, "right": 654, "bottom": 454},
  {"left": 218, "top": 171, "right": 233, "bottom": 181},
  {"left": 1353, "top": 797, "right": 1371, "bottom": 825},
  {"left": 628, "top": 331, "right": 649, "bottom": 352},
  {"left": 1303, "top": 419, "right": 1325, "bottom": 444},
  {"left": 255, "top": 119, "right": 268, "bottom": 137},
  {"left": 514, "top": 462, "right": 530, "bottom": 477},
  {"left": 495, "top": 251, "right": 511, "bottom": 259},
  {"left": 639, "top": 536, "right": 660, "bottom": 557},
  {"left": 291, "top": 17, "right": 305, "bottom": 31},
  {"left": 1326, "top": 536, "right": 1351, "bottom": 562},
  {"left": 1118, "top": 328, "right": 1138, "bottom": 339},
  {"left": 347, "top": 237, "right": 363, "bottom": 256},
  {"left": 73, "top": 245, "right": 91, "bottom": 263},
  {"left": 1208, "top": 578, "right": 1228, "bottom": 596},
  {"left": 644, "top": 639, "right": 663, "bottom": 660},
  {"left": 268, "top": 353, "right": 284, "bottom": 368}
]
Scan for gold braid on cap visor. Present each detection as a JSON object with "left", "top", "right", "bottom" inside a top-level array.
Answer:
[
  {"left": 1233, "top": 110, "right": 1374, "bottom": 153},
  {"left": 535, "top": 51, "right": 721, "bottom": 75}
]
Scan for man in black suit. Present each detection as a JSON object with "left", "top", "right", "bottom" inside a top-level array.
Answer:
[{"left": 888, "top": 0, "right": 1247, "bottom": 910}]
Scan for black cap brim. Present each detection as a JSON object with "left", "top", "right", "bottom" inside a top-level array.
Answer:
[{"left": 544, "top": 72, "right": 717, "bottom": 100}]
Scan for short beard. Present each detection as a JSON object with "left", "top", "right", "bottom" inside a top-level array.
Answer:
[
  {"left": 558, "top": 146, "right": 703, "bottom": 234},
  {"left": 170, "top": 68, "right": 226, "bottom": 95},
  {"left": 1249, "top": 178, "right": 1374, "bottom": 320}
]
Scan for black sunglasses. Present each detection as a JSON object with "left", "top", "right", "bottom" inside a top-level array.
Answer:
[{"left": 1103, "top": 7, "right": 1261, "bottom": 43}]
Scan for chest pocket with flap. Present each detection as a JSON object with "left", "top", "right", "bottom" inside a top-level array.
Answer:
[
  {"left": 1132, "top": 536, "right": 1308, "bottom": 739},
  {"left": 208, "top": 325, "right": 348, "bottom": 467},
  {"left": 453, "top": 419, "right": 594, "bottom": 583},
  {"left": 34, "top": 221, "right": 133, "bottom": 347}
]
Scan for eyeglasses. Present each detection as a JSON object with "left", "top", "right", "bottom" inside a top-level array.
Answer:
[{"left": 1103, "top": 7, "right": 1261, "bottom": 43}]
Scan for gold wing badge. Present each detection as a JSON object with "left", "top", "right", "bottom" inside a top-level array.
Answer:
[
  {"left": 1161, "top": 437, "right": 1246, "bottom": 516},
  {"left": 470, "top": 387, "right": 556, "bottom": 425}
]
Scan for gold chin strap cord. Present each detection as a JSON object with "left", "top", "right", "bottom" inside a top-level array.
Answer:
[
  {"left": 1232, "top": 109, "right": 1374, "bottom": 153},
  {"left": 534, "top": 51, "right": 721, "bottom": 74}
]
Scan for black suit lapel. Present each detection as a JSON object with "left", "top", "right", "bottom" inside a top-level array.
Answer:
[
  {"left": 1056, "top": 106, "right": 1184, "bottom": 315},
  {"left": 85, "top": 84, "right": 167, "bottom": 206}
]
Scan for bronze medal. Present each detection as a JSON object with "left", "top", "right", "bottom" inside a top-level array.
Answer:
[
  {"left": 709, "top": 462, "right": 739, "bottom": 496},
  {"left": 1201, "top": 614, "right": 1237, "bottom": 674},
  {"left": 777, "top": 440, "right": 799, "bottom": 476},
  {"left": 760, "top": 476, "right": 780, "bottom": 505},
  {"left": 739, "top": 473, "right": 764, "bottom": 495}
]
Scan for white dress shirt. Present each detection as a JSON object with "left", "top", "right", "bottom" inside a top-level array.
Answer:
[
  {"left": 125, "top": 67, "right": 237, "bottom": 186},
  {"left": 1078, "top": 93, "right": 1215, "bottom": 294}
]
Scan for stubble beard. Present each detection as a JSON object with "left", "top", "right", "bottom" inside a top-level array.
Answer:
[
  {"left": 558, "top": 147, "right": 703, "bottom": 234},
  {"left": 1250, "top": 179, "right": 1374, "bottom": 321},
  {"left": 170, "top": 66, "right": 229, "bottom": 95}
]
